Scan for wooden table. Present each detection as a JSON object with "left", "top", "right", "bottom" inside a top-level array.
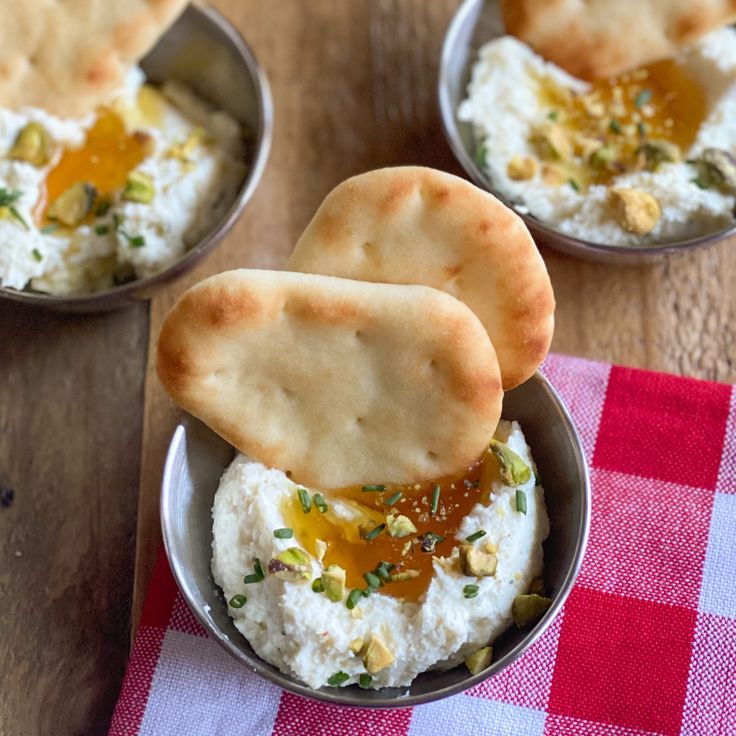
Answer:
[{"left": 1, "top": 1, "right": 735, "bottom": 733}]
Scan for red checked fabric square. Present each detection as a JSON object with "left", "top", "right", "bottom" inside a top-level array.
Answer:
[
  {"left": 548, "top": 587, "right": 696, "bottom": 735},
  {"left": 594, "top": 366, "right": 731, "bottom": 489},
  {"left": 579, "top": 468, "right": 714, "bottom": 607}
]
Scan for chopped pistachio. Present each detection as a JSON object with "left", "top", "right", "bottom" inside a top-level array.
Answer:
[
  {"left": 418, "top": 531, "right": 445, "bottom": 554},
  {"left": 692, "top": 148, "right": 736, "bottom": 192},
  {"left": 362, "top": 635, "right": 395, "bottom": 674},
  {"left": 314, "top": 538, "right": 328, "bottom": 562},
  {"left": 311, "top": 578, "right": 324, "bottom": 593},
  {"left": 589, "top": 146, "right": 616, "bottom": 169},
  {"left": 385, "top": 514, "right": 417, "bottom": 539},
  {"left": 267, "top": 547, "right": 311, "bottom": 582},
  {"left": 610, "top": 188, "right": 661, "bottom": 235},
  {"left": 9, "top": 122, "right": 51, "bottom": 167},
  {"left": 389, "top": 569, "right": 420, "bottom": 582},
  {"left": 465, "top": 646, "right": 493, "bottom": 675},
  {"left": 346, "top": 588, "right": 363, "bottom": 610},
  {"left": 122, "top": 171, "right": 154, "bottom": 203},
  {"left": 47, "top": 182, "right": 96, "bottom": 227},
  {"left": 512, "top": 593, "right": 553, "bottom": 627},
  {"left": 489, "top": 440, "right": 531, "bottom": 486},
  {"left": 637, "top": 139, "right": 681, "bottom": 171},
  {"left": 459, "top": 544, "right": 497, "bottom": 578},
  {"left": 506, "top": 155, "right": 538, "bottom": 181},
  {"left": 321, "top": 564, "right": 346, "bottom": 602},
  {"left": 349, "top": 637, "right": 365, "bottom": 655},
  {"left": 531, "top": 122, "right": 571, "bottom": 161}
]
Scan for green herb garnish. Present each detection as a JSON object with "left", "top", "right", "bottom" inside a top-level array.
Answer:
[
  {"left": 475, "top": 143, "right": 488, "bottom": 168},
  {"left": 547, "top": 110, "right": 559, "bottom": 121},
  {"left": 634, "top": 88, "right": 652, "bottom": 108},
  {"left": 463, "top": 584, "right": 480, "bottom": 599},
  {"left": 327, "top": 671, "right": 350, "bottom": 687},
  {"left": 274, "top": 528, "right": 294, "bottom": 539},
  {"left": 297, "top": 487, "right": 312, "bottom": 513},
  {"left": 112, "top": 213, "right": 145, "bottom": 247},
  {"left": 228, "top": 594, "right": 247, "bottom": 608},
  {"left": 363, "top": 571, "right": 381, "bottom": 589},
  {"left": 362, "top": 484, "right": 385, "bottom": 492},
  {"left": 568, "top": 178, "right": 580, "bottom": 192},
  {"left": 465, "top": 529, "right": 487, "bottom": 543},
  {"left": 359, "top": 674, "right": 373, "bottom": 689},
  {"left": 243, "top": 558, "right": 265, "bottom": 584},
  {"left": 311, "top": 579, "right": 324, "bottom": 593},
  {"left": 637, "top": 121, "right": 647, "bottom": 137},
  {"left": 95, "top": 199, "right": 111, "bottom": 216},
  {"left": 609, "top": 119, "right": 622, "bottom": 134},
  {"left": 516, "top": 489, "right": 527, "bottom": 515},
  {"left": 254, "top": 558, "right": 264, "bottom": 579},
  {"left": 31, "top": 248, "right": 42, "bottom": 262},
  {"left": 346, "top": 589, "right": 363, "bottom": 609},
  {"left": 0, "top": 188, "right": 22, "bottom": 207},
  {"left": 95, "top": 225, "right": 110, "bottom": 236},
  {"left": 40, "top": 223, "right": 59, "bottom": 235},
  {"left": 363, "top": 523, "right": 385, "bottom": 542},
  {"left": 430, "top": 484, "right": 441, "bottom": 515},
  {"left": 385, "top": 491, "right": 402, "bottom": 506},
  {"left": 313, "top": 492, "right": 328, "bottom": 513}
]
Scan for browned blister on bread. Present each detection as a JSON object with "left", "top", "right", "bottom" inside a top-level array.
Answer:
[
  {"left": 0, "top": 0, "right": 187, "bottom": 117},
  {"left": 157, "top": 269, "right": 503, "bottom": 489},
  {"left": 287, "top": 166, "right": 554, "bottom": 390},
  {"left": 501, "top": 0, "right": 736, "bottom": 79}
]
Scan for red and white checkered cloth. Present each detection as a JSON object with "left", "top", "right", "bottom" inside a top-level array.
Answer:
[{"left": 109, "top": 354, "right": 736, "bottom": 736}]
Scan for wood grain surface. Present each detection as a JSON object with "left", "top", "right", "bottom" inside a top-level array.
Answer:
[{"left": 1, "top": 0, "right": 735, "bottom": 733}]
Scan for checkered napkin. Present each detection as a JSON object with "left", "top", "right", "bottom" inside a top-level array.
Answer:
[{"left": 108, "top": 354, "right": 736, "bottom": 736}]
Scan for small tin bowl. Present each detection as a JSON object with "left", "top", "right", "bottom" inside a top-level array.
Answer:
[
  {"left": 161, "top": 371, "right": 590, "bottom": 707},
  {"left": 0, "top": 4, "right": 272, "bottom": 312},
  {"left": 439, "top": 0, "right": 736, "bottom": 264}
]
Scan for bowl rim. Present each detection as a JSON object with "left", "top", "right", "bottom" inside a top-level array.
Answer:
[
  {"left": 0, "top": 3, "right": 273, "bottom": 308},
  {"left": 438, "top": 0, "right": 736, "bottom": 260},
  {"left": 160, "top": 369, "right": 591, "bottom": 708}
]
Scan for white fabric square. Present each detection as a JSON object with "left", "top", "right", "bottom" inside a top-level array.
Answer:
[
  {"left": 139, "top": 629, "right": 282, "bottom": 736},
  {"left": 408, "top": 693, "right": 546, "bottom": 736},
  {"left": 699, "top": 493, "right": 736, "bottom": 618}
]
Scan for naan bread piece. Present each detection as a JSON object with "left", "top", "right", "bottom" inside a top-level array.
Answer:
[
  {"left": 501, "top": 0, "right": 736, "bottom": 79},
  {"left": 287, "top": 167, "right": 554, "bottom": 390},
  {"left": 0, "top": 0, "right": 187, "bottom": 117},
  {"left": 157, "top": 269, "right": 503, "bottom": 489}
]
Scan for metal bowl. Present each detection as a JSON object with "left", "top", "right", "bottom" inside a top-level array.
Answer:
[
  {"left": 0, "top": 4, "right": 272, "bottom": 312},
  {"left": 161, "top": 371, "right": 590, "bottom": 707},
  {"left": 439, "top": 0, "right": 736, "bottom": 264}
]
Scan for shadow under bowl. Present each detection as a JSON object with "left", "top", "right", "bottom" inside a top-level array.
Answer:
[
  {"left": 438, "top": 0, "right": 736, "bottom": 264},
  {"left": 160, "top": 370, "right": 591, "bottom": 708},
  {"left": 0, "top": 3, "right": 273, "bottom": 312}
]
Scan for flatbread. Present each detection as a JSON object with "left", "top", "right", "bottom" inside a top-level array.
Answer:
[
  {"left": 0, "top": 0, "right": 188, "bottom": 117},
  {"left": 501, "top": 0, "right": 736, "bottom": 79},
  {"left": 287, "top": 166, "right": 554, "bottom": 391},
  {"left": 157, "top": 269, "right": 503, "bottom": 489}
]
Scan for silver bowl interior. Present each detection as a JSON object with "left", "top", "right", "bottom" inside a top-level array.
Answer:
[
  {"left": 161, "top": 371, "right": 590, "bottom": 708},
  {"left": 438, "top": 0, "right": 736, "bottom": 263},
  {"left": 0, "top": 4, "right": 272, "bottom": 311}
]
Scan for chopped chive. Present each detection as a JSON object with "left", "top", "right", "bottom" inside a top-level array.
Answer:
[
  {"left": 568, "top": 178, "right": 580, "bottom": 192},
  {"left": 609, "top": 119, "right": 622, "bottom": 134},
  {"left": 475, "top": 143, "right": 488, "bottom": 168},
  {"left": 385, "top": 491, "right": 402, "bottom": 506},
  {"left": 463, "top": 584, "right": 480, "bottom": 599},
  {"left": 274, "top": 527, "right": 293, "bottom": 539},
  {"left": 363, "top": 523, "right": 385, "bottom": 542},
  {"left": 313, "top": 492, "right": 328, "bottom": 513},
  {"left": 362, "top": 484, "right": 385, "bottom": 492},
  {"left": 534, "top": 472, "right": 541, "bottom": 487},
  {"left": 228, "top": 594, "right": 247, "bottom": 608},
  {"left": 346, "top": 589, "right": 363, "bottom": 609},
  {"left": 359, "top": 673, "right": 373, "bottom": 689},
  {"left": 95, "top": 224, "right": 110, "bottom": 236},
  {"left": 31, "top": 248, "right": 42, "bottom": 262},
  {"left": 254, "top": 558, "right": 264, "bottom": 579},
  {"left": 297, "top": 488, "right": 312, "bottom": 513},
  {"left": 361, "top": 587, "right": 372, "bottom": 597},
  {"left": 244, "top": 558, "right": 265, "bottom": 584},
  {"left": 0, "top": 188, "right": 23, "bottom": 207},
  {"left": 9, "top": 206, "right": 29, "bottom": 230},
  {"left": 375, "top": 565, "right": 391, "bottom": 581},
  {"left": 516, "top": 489, "right": 527, "bottom": 515},
  {"left": 634, "top": 88, "right": 652, "bottom": 108},
  {"left": 125, "top": 232, "right": 145, "bottom": 247},
  {"left": 637, "top": 121, "right": 647, "bottom": 136},
  {"left": 547, "top": 109, "right": 559, "bottom": 121},
  {"left": 430, "top": 484, "right": 441, "bottom": 515},
  {"left": 311, "top": 579, "right": 324, "bottom": 593},
  {"left": 95, "top": 199, "right": 111, "bottom": 216},
  {"left": 327, "top": 671, "right": 350, "bottom": 687},
  {"left": 465, "top": 529, "right": 487, "bottom": 543},
  {"left": 243, "top": 573, "right": 262, "bottom": 584},
  {"left": 40, "top": 223, "right": 59, "bottom": 235},
  {"left": 692, "top": 177, "right": 708, "bottom": 189},
  {"left": 363, "top": 571, "right": 381, "bottom": 588}
]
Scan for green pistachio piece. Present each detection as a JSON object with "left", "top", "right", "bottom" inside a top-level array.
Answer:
[
  {"left": 692, "top": 148, "right": 736, "bottom": 192},
  {"left": 459, "top": 544, "right": 497, "bottom": 578},
  {"left": 122, "top": 170, "right": 155, "bottom": 204},
  {"left": 531, "top": 122, "right": 571, "bottom": 161},
  {"left": 348, "top": 637, "right": 364, "bottom": 655},
  {"left": 589, "top": 146, "right": 616, "bottom": 168},
  {"left": 267, "top": 547, "right": 311, "bottom": 582},
  {"left": 385, "top": 513, "right": 417, "bottom": 539},
  {"left": 512, "top": 593, "right": 553, "bottom": 627},
  {"left": 637, "top": 139, "right": 681, "bottom": 170},
  {"left": 489, "top": 440, "right": 531, "bottom": 487},
  {"left": 362, "top": 635, "right": 394, "bottom": 674},
  {"left": 9, "top": 122, "right": 52, "bottom": 167},
  {"left": 320, "top": 563, "right": 346, "bottom": 602},
  {"left": 465, "top": 645, "right": 493, "bottom": 675},
  {"left": 47, "top": 182, "right": 96, "bottom": 227}
]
